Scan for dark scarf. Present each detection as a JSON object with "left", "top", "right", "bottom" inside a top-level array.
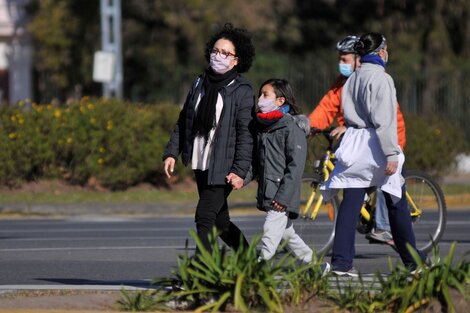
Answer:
[
  {"left": 256, "top": 104, "right": 290, "bottom": 130},
  {"left": 193, "top": 67, "right": 238, "bottom": 141},
  {"left": 361, "top": 54, "right": 386, "bottom": 68}
]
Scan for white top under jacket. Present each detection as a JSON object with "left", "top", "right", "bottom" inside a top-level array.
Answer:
[{"left": 191, "top": 91, "right": 224, "bottom": 171}]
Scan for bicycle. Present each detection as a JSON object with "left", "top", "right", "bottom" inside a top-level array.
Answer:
[{"left": 295, "top": 129, "right": 447, "bottom": 256}]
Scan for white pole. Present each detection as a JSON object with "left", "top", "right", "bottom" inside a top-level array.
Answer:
[{"left": 100, "top": 0, "right": 122, "bottom": 99}]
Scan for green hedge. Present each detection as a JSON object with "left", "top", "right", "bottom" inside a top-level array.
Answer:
[
  {"left": 0, "top": 98, "right": 182, "bottom": 190},
  {"left": 0, "top": 100, "right": 467, "bottom": 189},
  {"left": 404, "top": 113, "right": 469, "bottom": 177}
]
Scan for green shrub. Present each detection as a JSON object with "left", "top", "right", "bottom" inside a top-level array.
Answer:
[
  {"left": 0, "top": 98, "right": 187, "bottom": 189},
  {"left": 405, "top": 114, "right": 469, "bottom": 177}
]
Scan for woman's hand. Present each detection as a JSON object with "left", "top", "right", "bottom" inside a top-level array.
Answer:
[
  {"left": 385, "top": 161, "right": 398, "bottom": 176},
  {"left": 163, "top": 157, "right": 176, "bottom": 179},
  {"left": 330, "top": 126, "right": 347, "bottom": 140},
  {"left": 226, "top": 173, "right": 244, "bottom": 190}
]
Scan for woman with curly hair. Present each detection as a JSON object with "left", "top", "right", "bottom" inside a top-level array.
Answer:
[{"left": 162, "top": 23, "right": 256, "bottom": 253}]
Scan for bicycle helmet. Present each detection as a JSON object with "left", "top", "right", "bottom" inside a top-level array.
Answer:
[{"left": 336, "top": 35, "right": 359, "bottom": 53}]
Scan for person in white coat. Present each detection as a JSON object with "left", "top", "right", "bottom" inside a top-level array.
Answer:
[{"left": 320, "top": 32, "right": 424, "bottom": 277}]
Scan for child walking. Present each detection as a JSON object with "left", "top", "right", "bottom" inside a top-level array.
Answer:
[{"left": 242, "top": 78, "right": 330, "bottom": 273}]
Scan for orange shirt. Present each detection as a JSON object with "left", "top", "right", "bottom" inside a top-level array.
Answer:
[{"left": 308, "top": 75, "right": 406, "bottom": 150}]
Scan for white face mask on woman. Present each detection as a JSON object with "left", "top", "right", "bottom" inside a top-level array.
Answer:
[
  {"left": 257, "top": 98, "right": 278, "bottom": 113},
  {"left": 210, "top": 53, "right": 232, "bottom": 74}
]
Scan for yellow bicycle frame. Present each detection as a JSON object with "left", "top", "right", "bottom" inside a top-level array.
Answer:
[
  {"left": 302, "top": 150, "right": 335, "bottom": 220},
  {"left": 407, "top": 191, "right": 422, "bottom": 217}
]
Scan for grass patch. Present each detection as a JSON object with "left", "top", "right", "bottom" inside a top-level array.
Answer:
[
  {"left": 0, "top": 179, "right": 469, "bottom": 209},
  {"left": 0, "top": 180, "right": 259, "bottom": 205}
]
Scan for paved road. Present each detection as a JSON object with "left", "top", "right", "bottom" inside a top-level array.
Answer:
[{"left": 0, "top": 211, "right": 469, "bottom": 289}]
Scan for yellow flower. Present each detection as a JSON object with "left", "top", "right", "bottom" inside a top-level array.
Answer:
[
  {"left": 80, "top": 106, "right": 86, "bottom": 113},
  {"left": 90, "top": 117, "right": 96, "bottom": 124},
  {"left": 66, "top": 137, "right": 73, "bottom": 145},
  {"left": 99, "top": 147, "right": 106, "bottom": 153},
  {"left": 97, "top": 158, "right": 104, "bottom": 165},
  {"left": 54, "top": 109, "right": 62, "bottom": 119},
  {"left": 47, "top": 104, "right": 52, "bottom": 110},
  {"left": 8, "top": 133, "right": 16, "bottom": 139},
  {"left": 434, "top": 128, "right": 441, "bottom": 136},
  {"left": 18, "top": 101, "right": 24, "bottom": 107},
  {"left": 10, "top": 116, "right": 17, "bottom": 123},
  {"left": 87, "top": 103, "right": 95, "bottom": 110},
  {"left": 18, "top": 118, "right": 24, "bottom": 125},
  {"left": 106, "top": 120, "right": 113, "bottom": 130}
]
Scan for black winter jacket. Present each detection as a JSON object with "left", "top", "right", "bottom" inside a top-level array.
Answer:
[{"left": 162, "top": 73, "right": 255, "bottom": 185}]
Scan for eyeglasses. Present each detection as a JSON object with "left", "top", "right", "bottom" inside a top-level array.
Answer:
[{"left": 210, "top": 48, "right": 237, "bottom": 59}]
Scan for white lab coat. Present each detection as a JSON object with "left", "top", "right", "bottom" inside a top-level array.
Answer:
[{"left": 320, "top": 127, "right": 404, "bottom": 203}]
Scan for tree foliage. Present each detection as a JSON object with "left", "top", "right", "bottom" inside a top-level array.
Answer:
[{"left": 25, "top": 0, "right": 470, "bottom": 142}]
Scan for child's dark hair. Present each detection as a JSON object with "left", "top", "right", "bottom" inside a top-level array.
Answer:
[
  {"left": 259, "top": 78, "right": 301, "bottom": 114},
  {"left": 354, "top": 32, "right": 386, "bottom": 56},
  {"left": 205, "top": 23, "right": 255, "bottom": 73}
]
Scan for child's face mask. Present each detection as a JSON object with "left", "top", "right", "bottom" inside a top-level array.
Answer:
[{"left": 257, "top": 98, "right": 278, "bottom": 113}]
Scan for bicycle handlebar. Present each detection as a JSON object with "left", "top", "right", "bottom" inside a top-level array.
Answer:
[
  {"left": 309, "top": 127, "right": 334, "bottom": 136},
  {"left": 309, "top": 127, "right": 338, "bottom": 149}
]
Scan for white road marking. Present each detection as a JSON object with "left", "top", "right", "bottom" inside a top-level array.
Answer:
[{"left": 0, "top": 245, "right": 197, "bottom": 252}]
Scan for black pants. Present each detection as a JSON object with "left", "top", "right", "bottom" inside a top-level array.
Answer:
[{"left": 194, "top": 170, "right": 248, "bottom": 252}]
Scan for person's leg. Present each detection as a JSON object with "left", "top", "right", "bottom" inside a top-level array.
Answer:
[
  {"left": 194, "top": 170, "right": 229, "bottom": 252},
  {"left": 366, "top": 189, "right": 394, "bottom": 244},
  {"left": 260, "top": 210, "right": 288, "bottom": 261},
  {"left": 375, "top": 189, "right": 391, "bottom": 231},
  {"left": 283, "top": 218, "right": 313, "bottom": 263},
  {"left": 384, "top": 185, "right": 425, "bottom": 269},
  {"left": 216, "top": 192, "right": 249, "bottom": 251},
  {"left": 331, "top": 188, "right": 366, "bottom": 271}
]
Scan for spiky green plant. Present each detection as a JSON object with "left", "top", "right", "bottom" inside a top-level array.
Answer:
[
  {"left": 373, "top": 242, "right": 470, "bottom": 313},
  {"left": 116, "top": 289, "right": 162, "bottom": 312},
  {"left": 154, "top": 228, "right": 291, "bottom": 313},
  {"left": 324, "top": 243, "right": 470, "bottom": 313},
  {"left": 280, "top": 252, "right": 331, "bottom": 306}
]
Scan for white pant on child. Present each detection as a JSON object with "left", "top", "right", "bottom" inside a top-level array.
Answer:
[{"left": 261, "top": 210, "right": 313, "bottom": 263}]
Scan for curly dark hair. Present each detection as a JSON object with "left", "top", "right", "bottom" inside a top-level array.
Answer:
[{"left": 204, "top": 23, "right": 255, "bottom": 73}]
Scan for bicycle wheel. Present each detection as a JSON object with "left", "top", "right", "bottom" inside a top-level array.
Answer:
[
  {"left": 294, "top": 174, "right": 339, "bottom": 256},
  {"left": 404, "top": 169, "right": 447, "bottom": 254}
]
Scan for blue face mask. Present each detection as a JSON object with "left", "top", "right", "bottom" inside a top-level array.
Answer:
[{"left": 338, "top": 63, "right": 353, "bottom": 77}]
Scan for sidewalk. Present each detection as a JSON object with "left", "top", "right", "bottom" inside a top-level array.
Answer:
[{"left": 0, "top": 290, "right": 128, "bottom": 312}]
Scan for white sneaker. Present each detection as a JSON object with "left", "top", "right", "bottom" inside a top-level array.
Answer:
[{"left": 332, "top": 267, "right": 359, "bottom": 277}]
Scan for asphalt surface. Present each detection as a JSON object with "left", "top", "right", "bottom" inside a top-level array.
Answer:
[{"left": 0, "top": 211, "right": 469, "bottom": 289}]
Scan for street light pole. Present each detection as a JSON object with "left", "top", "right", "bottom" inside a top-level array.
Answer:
[{"left": 100, "top": 0, "right": 122, "bottom": 99}]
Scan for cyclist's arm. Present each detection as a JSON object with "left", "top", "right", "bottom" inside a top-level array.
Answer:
[{"left": 397, "top": 102, "right": 406, "bottom": 150}]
